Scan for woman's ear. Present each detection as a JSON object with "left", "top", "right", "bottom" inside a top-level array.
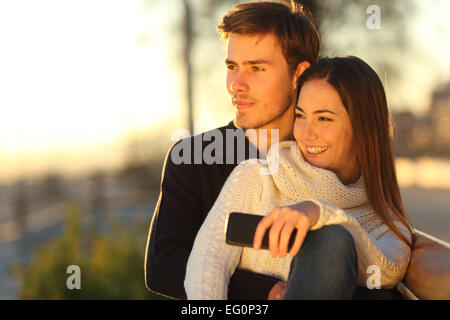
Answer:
[{"left": 293, "top": 61, "right": 311, "bottom": 90}]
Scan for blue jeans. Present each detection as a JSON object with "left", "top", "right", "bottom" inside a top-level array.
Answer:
[{"left": 284, "top": 225, "right": 358, "bottom": 300}]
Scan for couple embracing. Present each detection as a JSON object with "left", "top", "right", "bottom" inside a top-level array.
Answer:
[{"left": 145, "top": 1, "right": 413, "bottom": 300}]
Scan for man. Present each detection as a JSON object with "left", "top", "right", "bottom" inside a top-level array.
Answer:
[{"left": 145, "top": 1, "right": 320, "bottom": 300}]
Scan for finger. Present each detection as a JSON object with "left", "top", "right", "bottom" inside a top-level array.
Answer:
[
  {"left": 288, "top": 225, "right": 309, "bottom": 258},
  {"left": 287, "top": 214, "right": 310, "bottom": 257},
  {"left": 269, "top": 213, "right": 287, "bottom": 257},
  {"left": 278, "top": 223, "right": 296, "bottom": 257},
  {"left": 253, "top": 211, "right": 277, "bottom": 249}
]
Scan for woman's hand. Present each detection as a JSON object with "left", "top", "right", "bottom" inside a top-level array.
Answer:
[
  {"left": 267, "top": 281, "right": 287, "bottom": 300},
  {"left": 253, "top": 200, "right": 320, "bottom": 258}
]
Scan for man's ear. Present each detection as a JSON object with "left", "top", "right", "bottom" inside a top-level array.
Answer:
[{"left": 292, "top": 61, "right": 311, "bottom": 90}]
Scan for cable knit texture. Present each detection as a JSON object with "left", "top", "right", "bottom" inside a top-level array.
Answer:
[{"left": 184, "top": 141, "right": 412, "bottom": 299}]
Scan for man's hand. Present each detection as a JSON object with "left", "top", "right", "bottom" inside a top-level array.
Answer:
[
  {"left": 253, "top": 200, "right": 320, "bottom": 258},
  {"left": 267, "top": 281, "right": 287, "bottom": 300}
]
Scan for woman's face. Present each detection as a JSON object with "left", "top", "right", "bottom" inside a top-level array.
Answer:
[{"left": 294, "top": 79, "right": 360, "bottom": 185}]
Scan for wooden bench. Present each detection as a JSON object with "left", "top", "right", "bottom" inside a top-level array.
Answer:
[{"left": 397, "top": 230, "right": 450, "bottom": 300}]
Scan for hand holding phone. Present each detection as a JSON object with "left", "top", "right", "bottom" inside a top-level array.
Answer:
[{"left": 225, "top": 212, "right": 297, "bottom": 250}]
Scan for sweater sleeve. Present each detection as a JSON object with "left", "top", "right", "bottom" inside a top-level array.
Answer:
[
  {"left": 305, "top": 199, "right": 412, "bottom": 289},
  {"left": 184, "top": 161, "right": 263, "bottom": 299},
  {"left": 145, "top": 141, "right": 203, "bottom": 299}
]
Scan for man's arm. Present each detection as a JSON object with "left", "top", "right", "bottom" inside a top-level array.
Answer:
[
  {"left": 145, "top": 127, "right": 281, "bottom": 299},
  {"left": 145, "top": 141, "right": 203, "bottom": 299}
]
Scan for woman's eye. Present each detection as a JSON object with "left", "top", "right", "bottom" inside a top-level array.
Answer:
[
  {"left": 295, "top": 113, "right": 304, "bottom": 119},
  {"left": 319, "top": 116, "right": 332, "bottom": 121}
]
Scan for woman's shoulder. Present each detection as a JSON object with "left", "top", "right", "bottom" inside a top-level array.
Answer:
[
  {"left": 226, "top": 141, "right": 296, "bottom": 184},
  {"left": 228, "top": 158, "right": 267, "bottom": 182}
]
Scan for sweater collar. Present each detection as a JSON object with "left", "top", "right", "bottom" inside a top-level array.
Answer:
[{"left": 267, "top": 141, "right": 368, "bottom": 209}]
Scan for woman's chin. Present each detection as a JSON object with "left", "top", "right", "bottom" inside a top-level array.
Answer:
[
  {"left": 299, "top": 149, "right": 333, "bottom": 171},
  {"left": 304, "top": 157, "right": 327, "bottom": 170}
]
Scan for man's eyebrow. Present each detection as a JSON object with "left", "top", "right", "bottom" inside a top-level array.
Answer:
[
  {"left": 295, "top": 106, "right": 337, "bottom": 115},
  {"left": 244, "top": 59, "right": 271, "bottom": 65},
  {"left": 225, "top": 59, "right": 271, "bottom": 65}
]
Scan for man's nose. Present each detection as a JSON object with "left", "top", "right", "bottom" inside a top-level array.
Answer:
[{"left": 229, "top": 70, "right": 249, "bottom": 93}]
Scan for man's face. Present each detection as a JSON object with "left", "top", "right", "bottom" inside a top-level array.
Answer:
[{"left": 225, "top": 33, "right": 297, "bottom": 131}]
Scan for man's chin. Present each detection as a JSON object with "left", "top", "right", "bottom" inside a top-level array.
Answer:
[
  {"left": 233, "top": 117, "right": 249, "bottom": 130},
  {"left": 234, "top": 113, "right": 261, "bottom": 130}
]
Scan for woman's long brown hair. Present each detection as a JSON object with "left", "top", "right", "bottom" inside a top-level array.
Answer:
[{"left": 297, "top": 56, "right": 414, "bottom": 247}]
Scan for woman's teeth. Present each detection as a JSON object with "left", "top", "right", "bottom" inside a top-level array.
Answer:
[{"left": 306, "top": 146, "right": 328, "bottom": 154}]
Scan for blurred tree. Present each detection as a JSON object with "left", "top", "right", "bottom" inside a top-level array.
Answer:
[
  {"left": 12, "top": 180, "right": 28, "bottom": 235},
  {"left": 40, "top": 173, "right": 64, "bottom": 205},
  {"left": 87, "top": 171, "right": 108, "bottom": 217},
  {"left": 12, "top": 202, "right": 167, "bottom": 299},
  {"left": 120, "top": 129, "right": 168, "bottom": 192},
  {"left": 183, "top": 0, "right": 194, "bottom": 135}
]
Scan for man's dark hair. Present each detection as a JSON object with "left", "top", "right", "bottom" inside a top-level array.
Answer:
[{"left": 217, "top": 1, "right": 320, "bottom": 75}]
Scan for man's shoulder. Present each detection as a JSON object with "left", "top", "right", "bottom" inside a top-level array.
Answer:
[
  {"left": 171, "top": 121, "right": 239, "bottom": 147},
  {"left": 165, "top": 121, "right": 255, "bottom": 167},
  {"left": 219, "top": 158, "right": 268, "bottom": 199}
]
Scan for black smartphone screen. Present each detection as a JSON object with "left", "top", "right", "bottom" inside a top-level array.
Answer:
[{"left": 225, "top": 212, "right": 297, "bottom": 250}]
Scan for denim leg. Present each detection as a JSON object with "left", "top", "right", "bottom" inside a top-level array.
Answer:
[{"left": 283, "top": 225, "right": 358, "bottom": 300}]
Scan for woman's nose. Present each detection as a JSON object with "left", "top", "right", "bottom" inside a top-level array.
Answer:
[{"left": 300, "top": 121, "right": 318, "bottom": 141}]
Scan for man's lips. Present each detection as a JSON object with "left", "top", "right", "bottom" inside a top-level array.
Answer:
[{"left": 234, "top": 100, "right": 255, "bottom": 110}]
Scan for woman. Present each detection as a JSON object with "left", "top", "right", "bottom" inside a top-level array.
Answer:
[{"left": 184, "top": 56, "right": 414, "bottom": 300}]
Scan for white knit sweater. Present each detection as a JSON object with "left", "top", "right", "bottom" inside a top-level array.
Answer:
[{"left": 184, "top": 141, "right": 412, "bottom": 299}]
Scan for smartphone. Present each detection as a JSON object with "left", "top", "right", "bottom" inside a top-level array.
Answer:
[{"left": 225, "top": 212, "right": 297, "bottom": 250}]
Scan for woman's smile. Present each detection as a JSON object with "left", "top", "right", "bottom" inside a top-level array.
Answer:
[{"left": 305, "top": 145, "right": 329, "bottom": 157}]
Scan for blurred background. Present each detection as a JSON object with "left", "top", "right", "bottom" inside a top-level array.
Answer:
[{"left": 0, "top": 0, "right": 449, "bottom": 299}]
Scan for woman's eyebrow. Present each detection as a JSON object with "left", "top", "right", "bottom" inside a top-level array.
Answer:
[{"left": 295, "top": 106, "right": 337, "bottom": 115}]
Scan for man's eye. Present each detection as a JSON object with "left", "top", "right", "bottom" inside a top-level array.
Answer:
[
  {"left": 226, "top": 64, "right": 236, "bottom": 71},
  {"left": 252, "top": 66, "right": 264, "bottom": 71},
  {"left": 295, "top": 113, "right": 304, "bottom": 118},
  {"left": 319, "top": 116, "right": 332, "bottom": 121}
]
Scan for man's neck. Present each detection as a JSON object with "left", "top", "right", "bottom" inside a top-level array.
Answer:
[{"left": 245, "top": 126, "right": 292, "bottom": 155}]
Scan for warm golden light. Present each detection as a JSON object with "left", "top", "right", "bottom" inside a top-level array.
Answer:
[{"left": 0, "top": 0, "right": 181, "bottom": 182}]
